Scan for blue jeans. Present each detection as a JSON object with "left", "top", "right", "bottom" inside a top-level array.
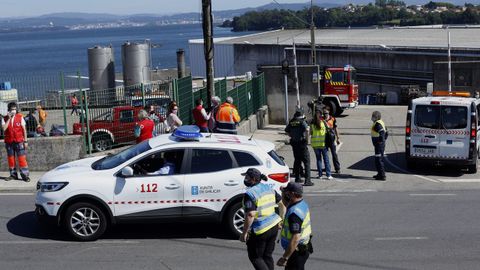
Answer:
[{"left": 314, "top": 147, "right": 331, "bottom": 177}]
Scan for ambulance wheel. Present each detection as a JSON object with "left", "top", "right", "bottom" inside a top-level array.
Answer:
[
  {"left": 467, "top": 164, "right": 477, "bottom": 174},
  {"left": 225, "top": 202, "right": 244, "bottom": 238},
  {"left": 406, "top": 158, "right": 416, "bottom": 170}
]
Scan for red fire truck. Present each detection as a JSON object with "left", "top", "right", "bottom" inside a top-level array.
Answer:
[{"left": 319, "top": 65, "right": 359, "bottom": 116}]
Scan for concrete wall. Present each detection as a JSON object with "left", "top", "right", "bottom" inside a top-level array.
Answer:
[
  {"left": 237, "top": 105, "right": 269, "bottom": 135},
  {"left": 0, "top": 136, "right": 84, "bottom": 171},
  {"left": 434, "top": 61, "right": 480, "bottom": 93},
  {"left": 232, "top": 43, "right": 480, "bottom": 104},
  {"left": 260, "top": 65, "right": 321, "bottom": 125}
]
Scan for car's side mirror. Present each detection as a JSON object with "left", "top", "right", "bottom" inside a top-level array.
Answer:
[{"left": 121, "top": 166, "right": 134, "bottom": 178}]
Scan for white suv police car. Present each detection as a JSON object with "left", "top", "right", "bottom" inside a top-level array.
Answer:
[{"left": 35, "top": 126, "right": 289, "bottom": 241}]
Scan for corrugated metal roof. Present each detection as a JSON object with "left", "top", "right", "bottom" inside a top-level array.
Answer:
[{"left": 198, "top": 28, "right": 480, "bottom": 49}]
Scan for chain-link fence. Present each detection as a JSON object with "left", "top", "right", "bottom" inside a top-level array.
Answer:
[
  {"left": 78, "top": 81, "right": 172, "bottom": 152},
  {"left": 173, "top": 73, "right": 266, "bottom": 125},
  {"left": 0, "top": 71, "right": 266, "bottom": 154}
]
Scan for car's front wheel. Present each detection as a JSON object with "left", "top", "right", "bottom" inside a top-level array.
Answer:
[
  {"left": 225, "top": 201, "right": 244, "bottom": 238},
  {"left": 64, "top": 202, "right": 107, "bottom": 241}
]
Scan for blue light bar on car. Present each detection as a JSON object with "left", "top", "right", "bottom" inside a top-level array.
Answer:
[{"left": 173, "top": 125, "right": 203, "bottom": 141}]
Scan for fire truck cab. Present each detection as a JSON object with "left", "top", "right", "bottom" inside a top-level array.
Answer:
[
  {"left": 321, "top": 65, "right": 359, "bottom": 116},
  {"left": 405, "top": 91, "right": 480, "bottom": 173}
]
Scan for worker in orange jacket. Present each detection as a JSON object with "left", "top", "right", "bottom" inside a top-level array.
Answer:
[
  {"left": 2, "top": 102, "right": 30, "bottom": 182},
  {"left": 215, "top": 97, "right": 241, "bottom": 134}
]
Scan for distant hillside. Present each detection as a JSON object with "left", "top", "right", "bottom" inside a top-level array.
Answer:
[
  {"left": 0, "top": 1, "right": 479, "bottom": 32},
  {"left": 229, "top": 1, "right": 480, "bottom": 31}
]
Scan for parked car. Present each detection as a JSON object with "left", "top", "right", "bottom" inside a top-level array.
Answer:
[
  {"left": 35, "top": 127, "right": 290, "bottom": 241},
  {"left": 73, "top": 106, "right": 143, "bottom": 152}
]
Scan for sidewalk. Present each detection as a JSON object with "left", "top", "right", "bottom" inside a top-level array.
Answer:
[
  {"left": 0, "top": 125, "right": 289, "bottom": 193},
  {"left": 248, "top": 124, "right": 288, "bottom": 151}
]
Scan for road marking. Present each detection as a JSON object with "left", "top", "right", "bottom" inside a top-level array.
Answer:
[
  {"left": 384, "top": 154, "right": 441, "bottom": 183},
  {"left": 413, "top": 174, "right": 441, "bottom": 183},
  {"left": 0, "top": 240, "right": 140, "bottom": 244},
  {"left": 374, "top": 237, "right": 428, "bottom": 241},
  {"left": 304, "top": 193, "right": 357, "bottom": 197},
  {"left": 409, "top": 193, "right": 456, "bottom": 196},
  {"left": 305, "top": 189, "right": 377, "bottom": 193},
  {"left": 437, "top": 179, "right": 480, "bottom": 183},
  {"left": 0, "top": 193, "right": 34, "bottom": 196}
]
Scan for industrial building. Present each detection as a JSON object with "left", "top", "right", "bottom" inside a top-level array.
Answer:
[{"left": 189, "top": 27, "right": 480, "bottom": 123}]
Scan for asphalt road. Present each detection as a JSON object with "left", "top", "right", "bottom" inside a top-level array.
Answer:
[
  {"left": 1, "top": 190, "right": 479, "bottom": 270},
  {"left": 278, "top": 105, "right": 480, "bottom": 192},
  {"left": 1, "top": 105, "right": 480, "bottom": 269}
]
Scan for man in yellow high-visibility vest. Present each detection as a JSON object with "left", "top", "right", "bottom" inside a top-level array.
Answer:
[{"left": 371, "top": 111, "right": 387, "bottom": 181}]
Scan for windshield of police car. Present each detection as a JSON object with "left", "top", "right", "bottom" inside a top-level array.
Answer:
[
  {"left": 91, "top": 141, "right": 152, "bottom": 170},
  {"left": 415, "top": 105, "right": 467, "bottom": 130}
]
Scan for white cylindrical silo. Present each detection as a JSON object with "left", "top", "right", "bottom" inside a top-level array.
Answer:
[
  {"left": 88, "top": 46, "right": 116, "bottom": 91},
  {"left": 122, "top": 41, "right": 151, "bottom": 87}
]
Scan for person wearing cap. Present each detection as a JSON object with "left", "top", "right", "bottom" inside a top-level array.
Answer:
[
  {"left": 240, "top": 168, "right": 285, "bottom": 270},
  {"left": 371, "top": 111, "right": 387, "bottom": 181},
  {"left": 215, "top": 96, "right": 241, "bottom": 134},
  {"left": 277, "top": 182, "right": 313, "bottom": 269},
  {"left": 285, "top": 107, "right": 313, "bottom": 186}
]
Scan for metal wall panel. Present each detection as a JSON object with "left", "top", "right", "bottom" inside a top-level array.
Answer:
[{"left": 189, "top": 41, "right": 235, "bottom": 78}]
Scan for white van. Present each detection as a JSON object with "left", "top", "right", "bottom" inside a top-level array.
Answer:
[{"left": 406, "top": 94, "right": 480, "bottom": 173}]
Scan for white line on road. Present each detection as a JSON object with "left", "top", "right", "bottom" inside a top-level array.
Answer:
[
  {"left": 305, "top": 189, "right": 377, "bottom": 193},
  {"left": 0, "top": 240, "right": 140, "bottom": 244},
  {"left": 437, "top": 179, "right": 480, "bottom": 183},
  {"left": 384, "top": 155, "right": 441, "bottom": 183},
  {"left": 0, "top": 193, "right": 34, "bottom": 196},
  {"left": 409, "top": 193, "right": 457, "bottom": 196},
  {"left": 374, "top": 237, "right": 428, "bottom": 241},
  {"left": 304, "top": 193, "right": 357, "bottom": 197}
]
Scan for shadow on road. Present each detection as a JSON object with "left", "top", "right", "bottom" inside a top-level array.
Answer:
[
  {"left": 386, "top": 151, "right": 467, "bottom": 177},
  {"left": 7, "top": 211, "right": 70, "bottom": 241},
  {"left": 7, "top": 211, "right": 234, "bottom": 241}
]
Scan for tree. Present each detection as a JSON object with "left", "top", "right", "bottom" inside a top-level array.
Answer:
[
  {"left": 462, "top": 7, "right": 480, "bottom": 24},
  {"left": 375, "top": 0, "right": 387, "bottom": 8},
  {"left": 220, "top": 19, "right": 232, "bottom": 28}
]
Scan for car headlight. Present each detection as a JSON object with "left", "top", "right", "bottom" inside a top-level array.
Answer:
[{"left": 38, "top": 182, "right": 69, "bottom": 192}]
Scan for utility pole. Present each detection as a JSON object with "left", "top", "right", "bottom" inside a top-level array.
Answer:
[
  {"left": 202, "top": 0, "right": 215, "bottom": 109},
  {"left": 293, "top": 40, "right": 300, "bottom": 108},
  {"left": 447, "top": 30, "right": 452, "bottom": 93},
  {"left": 310, "top": 0, "right": 316, "bottom": 65}
]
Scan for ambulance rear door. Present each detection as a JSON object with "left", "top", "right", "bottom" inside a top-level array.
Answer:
[
  {"left": 438, "top": 105, "right": 469, "bottom": 159},
  {"left": 411, "top": 103, "right": 441, "bottom": 157}
]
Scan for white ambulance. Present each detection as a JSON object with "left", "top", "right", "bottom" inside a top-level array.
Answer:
[{"left": 406, "top": 92, "right": 480, "bottom": 173}]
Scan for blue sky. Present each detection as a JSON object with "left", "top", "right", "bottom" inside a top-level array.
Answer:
[{"left": 1, "top": 0, "right": 308, "bottom": 18}]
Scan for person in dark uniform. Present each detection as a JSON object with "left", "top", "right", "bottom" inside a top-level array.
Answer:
[
  {"left": 240, "top": 168, "right": 285, "bottom": 270},
  {"left": 285, "top": 108, "right": 313, "bottom": 186},
  {"left": 276, "top": 182, "right": 313, "bottom": 270},
  {"left": 371, "top": 111, "right": 387, "bottom": 181}
]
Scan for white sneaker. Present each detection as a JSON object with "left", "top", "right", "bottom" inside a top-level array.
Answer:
[{"left": 327, "top": 176, "right": 333, "bottom": 180}]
